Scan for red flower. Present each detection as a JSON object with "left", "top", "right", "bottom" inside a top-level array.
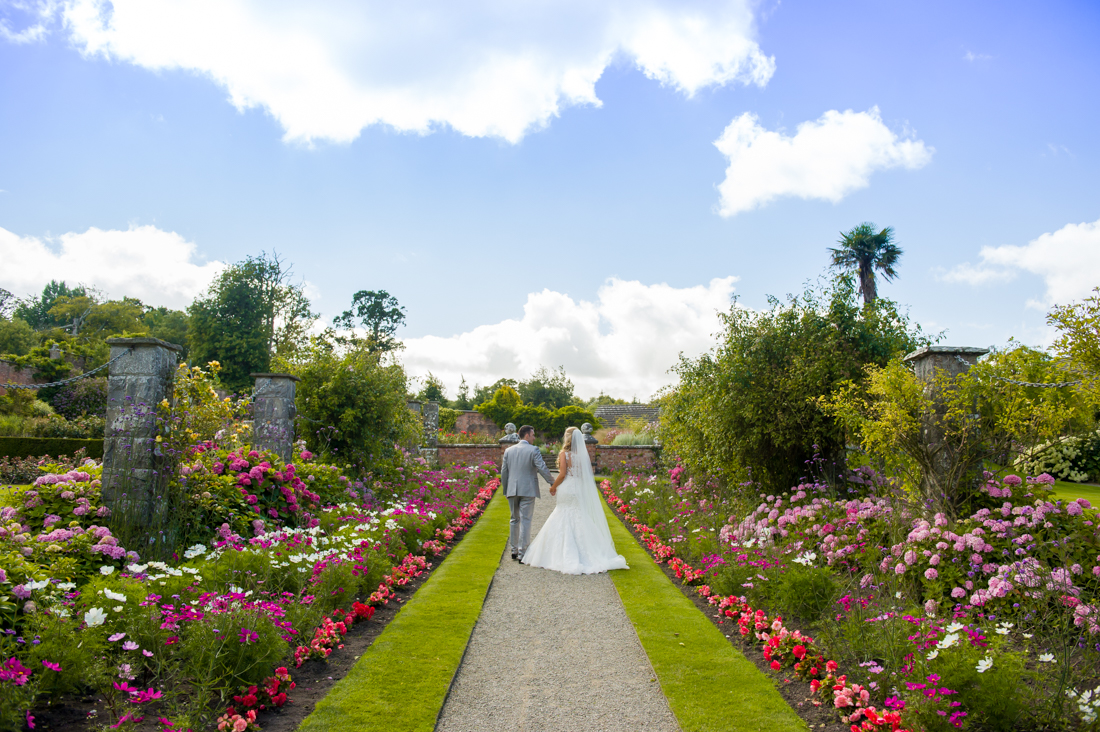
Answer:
[
  {"left": 770, "top": 661, "right": 781, "bottom": 671},
  {"left": 792, "top": 645, "right": 807, "bottom": 659}
]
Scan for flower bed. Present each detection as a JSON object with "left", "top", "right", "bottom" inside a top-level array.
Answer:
[
  {"left": 1, "top": 449, "right": 499, "bottom": 731},
  {"left": 602, "top": 467, "right": 1100, "bottom": 731}
]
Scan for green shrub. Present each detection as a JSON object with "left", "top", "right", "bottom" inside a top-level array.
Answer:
[
  {"left": 439, "top": 407, "right": 459, "bottom": 432},
  {"left": 772, "top": 565, "right": 839, "bottom": 623},
  {"left": 0, "top": 436, "right": 104, "bottom": 460},
  {"left": 611, "top": 431, "right": 656, "bottom": 446}
]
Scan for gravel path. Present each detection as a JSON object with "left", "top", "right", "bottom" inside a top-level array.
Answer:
[{"left": 436, "top": 474, "right": 681, "bottom": 732}]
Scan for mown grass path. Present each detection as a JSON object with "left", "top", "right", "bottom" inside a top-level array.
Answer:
[
  {"left": 604, "top": 501, "right": 807, "bottom": 732},
  {"left": 296, "top": 489, "right": 510, "bottom": 732}
]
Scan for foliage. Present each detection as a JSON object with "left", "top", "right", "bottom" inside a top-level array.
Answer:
[
  {"left": 417, "top": 372, "right": 447, "bottom": 405},
  {"left": 825, "top": 345, "right": 1098, "bottom": 513},
  {"left": 454, "top": 376, "right": 472, "bottom": 410},
  {"left": 0, "top": 448, "right": 93, "bottom": 484},
  {"left": 13, "top": 281, "right": 88, "bottom": 332},
  {"left": 474, "top": 385, "right": 522, "bottom": 427},
  {"left": 829, "top": 222, "right": 902, "bottom": 306},
  {"left": 516, "top": 366, "right": 576, "bottom": 410},
  {"left": 189, "top": 253, "right": 317, "bottom": 392},
  {"left": 438, "top": 407, "right": 458, "bottom": 433},
  {"left": 610, "top": 431, "right": 657, "bottom": 446},
  {"left": 332, "top": 289, "right": 406, "bottom": 354},
  {"left": 50, "top": 376, "right": 107, "bottom": 419},
  {"left": 287, "top": 341, "right": 420, "bottom": 480},
  {"left": 436, "top": 431, "right": 499, "bottom": 445},
  {"left": 0, "top": 317, "right": 35, "bottom": 357},
  {"left": 604, "top": 464, "right": 1100, "bottom": 731},
  {"left": 661, "top": 276, "right": 925, "bottom": 493},
  {"left": 141, "top": 306, "right": 191, "bottom": 357},
  {"left": 471, "top": 377, "right": 518, "bottom": 407},
  {"left": 1015, "top": 430, "right": 1100, "bottom": 483},
  {"left": 1049, "top": 285, "right": 1100, "bottom": 378},
  {"left": 475, "top": 387, "right": 598, "bottom": 438}
]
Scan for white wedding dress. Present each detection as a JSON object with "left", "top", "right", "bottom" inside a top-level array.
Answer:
[{"left": 522, "top": 429, "right": 628, "bottom": 575}]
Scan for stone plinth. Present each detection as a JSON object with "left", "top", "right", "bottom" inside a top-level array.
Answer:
[
  {"left": 903, "top": 346, "right": 989, "bottom": 382},
  {"left": 251, "top": 373, "right": 299, "bottom": 463},
  {"left": 101, "top": 337, "right": 182, "bottom": 532}
]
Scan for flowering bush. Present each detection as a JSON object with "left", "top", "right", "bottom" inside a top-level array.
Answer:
[
  {"left": 602, "top": 464, "right": 1100, "bottom": 730},
  {"left": 1015, "top": 430, "right": 1100, "bottom": 483}
]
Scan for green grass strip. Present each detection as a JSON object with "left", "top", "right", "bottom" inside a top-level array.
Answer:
[
  {"left": 297, "top": 490, "right": 509, "bottom": 732},
  {"left": 604, "top": 501, "right": 807, "bottom": 732}
]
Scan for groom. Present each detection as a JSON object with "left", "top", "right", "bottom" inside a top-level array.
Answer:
[{"left": 500, "top": 425, "right": 553, "bottom": 561}]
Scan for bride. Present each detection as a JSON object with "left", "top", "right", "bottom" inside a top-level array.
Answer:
[{"left": 522, "top": 426, "right": 629, "bottom": 575}]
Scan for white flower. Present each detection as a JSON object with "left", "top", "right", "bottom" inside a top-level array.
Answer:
[
  {"left": 793, "top": 552, "right": 817, "bottom": 566},
  {"left": 127, "top": 563, "right": 148, "bottom": 574},
  {"left": 103, "top": 589, "right": 127, "bottom": 602},
  {"left": 1038, "top": 653, "right": 1055, "bottom": 663},
  {"left": 946, "top": 622, "right": 965, "bottom": 633},
  {"left": 57, "top": 582, "right": 75, "bottom": 591},
  {"left": 54, "top": 607, "right": 71, "bottom": 618},
  {"left": 84, "top": 607, "right": 107, "bottom": 627},
  {"left": 926, "top": 650, "right": 939, "bottom": 660},
  {"left": 895, "top": 591, "right": 903, "bottom": 599},
  {"left": 1022, "top": 633, "right": 1033, "bottom": 639},
  {"left": 183, "top": 544, "right": 207, "bottom": 559},
  {"left": 113, "top": 606, "right": 123, "bottom": 612},
  {"left": 976, "top": 656, "right": 993, "bottom": 673},
  {"left": 99, "top": 566, "right": 115, "bottom": 576},
  {"left": 938, "top": 633, "right": 960, "bottom": 649},
  {"left": 24, "top": 579, "right": 50, "bottom": 591}
]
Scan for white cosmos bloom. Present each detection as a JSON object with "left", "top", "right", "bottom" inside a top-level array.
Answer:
[
  {"left": 24, "top": 579, "right": 50, "bottom": 591},
  {"left": 946, "top": 622, "right": 965, "bottom": 633},
  {"left": 1038, "top": 653, "right": 1055, "bottom": 663},
  {"left": 57, "top": 582, "right": 75, "bottom": 591},
  {"left": 926, "top": 650, "right": 939, "bottom": 660},
  {"left": 99, "top": 566, "right": 115, "bottom": 576},
  {"left": 84, "top": 607, "right": 107, "bottom": 627},
  {"left": 938, "top": 633, "right": 960, "bottom": 649},
  {"left": 103, "top": 589, "right": 127, "bottom": 602},
  {"left": 976, "top": 656, "right": 993, "bottom": 673}
]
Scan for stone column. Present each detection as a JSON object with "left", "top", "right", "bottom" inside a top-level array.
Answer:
[
  {"left": 581, "top": 422, "right": 598, "bottom": 471},
  {"left": 902, "top": 346, "right": 989, "bottom": 511},
  {"left": 420, "top": 401, "right": 440, "bottom": 466},
  {"left": 101, "top": 337, "right": 182, "bottom": 534},
  {"left": 251, "top": 373, "right": 299, "bottom": 464}
]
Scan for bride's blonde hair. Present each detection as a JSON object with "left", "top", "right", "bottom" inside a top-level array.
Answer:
[{"left": 559, "top": 426, "right": 578, "bottom": 458}]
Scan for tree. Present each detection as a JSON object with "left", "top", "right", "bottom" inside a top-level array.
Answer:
[
  {"left": 1048, "top": 287, "right": 1100, "bottom": 378},
  {"left": 472, "top": 378, "right": 518, "bottom": 407},
  {"left": 333, "top": 290, "right": 406, "bottom": 353},
  {"left": 517, "top": 366, "right": 575, "bottom": 409},
  {"left": 188, "top": 253, "right": 316, "bottom": 392},
  {"left": 417, "top": 372, "right": 448, "bottom": 404},
  {"left": 829, "top": 223, "right": 902, "bottom": 306},
  {"left": 15, "top": 281, "right": 88, "bottom": 331},
  {"left": 454, "top": 376, "right": 472, "bottom": 410},
  {"left": 141, "top": 307, "right": 191, "bottom": 355},
  {"left": 0, "top": 288, "right": 16, "bottom": 319},
  {"left": 0, "top": 317, "right": 35, "bottom": 357},
  {"left": 660, "top": 276, "right": 926, "bottom": 492}
]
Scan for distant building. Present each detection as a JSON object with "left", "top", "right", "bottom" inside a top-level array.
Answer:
[{"left": 593, "top": 404, "right": 659, "bottom": 425}]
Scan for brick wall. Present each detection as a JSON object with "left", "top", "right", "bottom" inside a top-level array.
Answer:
[
  {"left": 593, "top": 445, "right": 660, "bottom": 473},
  {"left": 437, "top": 444, "right": 506, "bottom": 468},
  {"left": 0, "top": 359, "right": 38, "bottom": 396},
  {"left": 453, "top": 411, "right": 499, "bottom": 436}
]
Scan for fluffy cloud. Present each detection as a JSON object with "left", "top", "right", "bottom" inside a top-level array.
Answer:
[
  {"left": 51, "top": 0, "right": 774, "bottom": 144},
  {"left": 714, "top": 107, "right": 933, "bottom": 216},
  {"left": 942, "top": 218, "right": 1100, "bottom": 306},
  {"left": 401, "top": 277, "right": 738, "bottom": 401},
  {"left": 0, "top": 224, "right": 225, "bottom": 308}
]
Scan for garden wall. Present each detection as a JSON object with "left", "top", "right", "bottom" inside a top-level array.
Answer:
[
  {"left": 437, "top": 444, "right": 504, "bottom": 468},
  {"left": 453, "top": 410, "right": 499, "bottom": 436},
  {"left": 436, "top": 443, "right": 661, "bottom": 474},
  {"left": 0, "top": 359, "right": 38, "bottom": 396}
]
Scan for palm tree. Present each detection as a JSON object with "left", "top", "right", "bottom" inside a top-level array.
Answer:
[{"left": 829, "top": 223, "right": 902, "bottom": 306}]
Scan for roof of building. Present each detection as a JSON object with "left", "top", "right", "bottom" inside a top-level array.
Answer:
[{"left": 592, "top": 405, "right": 660, "bottom": 424}]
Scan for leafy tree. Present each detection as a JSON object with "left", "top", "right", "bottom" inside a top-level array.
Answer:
[
  {"left": 584, "top": 392, "right": 630, "bottom": 410},
  {"left": 333, "top": 290, "right": 406, "bottom": 353},
  {"left": 829, "top": 223, "right": 902, "bottom": 306},
  {"left": 454, "top": 376, "right": 472, "bottom": 410},
  {"left": 188, "top": 253, "right": 316, "bottom": 392},
  {"left": 517, "top": 366, "right": 576, "bottom": 409},
  {"left": 660, "top": 276, "right": 925, "bottom": 492},
  {"left": 141, "top": 306, "right": 191, "bottom": 355},
  {"left": 1048, "top": 286, "right": 1100, "bottom": 378},
  {"left": 475, "top": 385, "right": 598, "bottom": 438},
  {"left": 417, "top": 372, "right": 448, "bottom": 404},
  {"left": 15, "top": 281, "right": 88, "bottom": 331},
  {"left": 0, "top": 288, "right": 16, "bottom": 319},
  {"left": 0, "top": 317, "right": 36, "bottom": 357},
  {"left": 287, "top": 341, "right": 419, "bottom": 479},
  {"left": 475, "top": 385, "right": 522, "bottom": 427},
  {"left": 472, "top": 378, "right": 518, "bottom": 407}
]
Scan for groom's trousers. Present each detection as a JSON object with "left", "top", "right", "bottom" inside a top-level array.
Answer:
[{"left": 507, "top": 495, "right": 536, "bottom": 556}]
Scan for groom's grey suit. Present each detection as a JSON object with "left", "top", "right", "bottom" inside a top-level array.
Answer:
[{"left": 500, "top": 439, "right": 553, "bottom": 559}]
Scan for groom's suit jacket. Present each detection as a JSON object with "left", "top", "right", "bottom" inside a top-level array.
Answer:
[{"left": 501, "top": 440, "right": 553, "bottom": 498}]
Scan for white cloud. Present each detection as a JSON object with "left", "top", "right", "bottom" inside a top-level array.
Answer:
[
  {"left": 713, "top": 107, "right": 933, "bottom": 216},
  {"left": 963, "top": 50, "right": 992, "bottom": 62},
  {"left": 50, "top": 0, "right": 774, "bottom": 144},
  {"left": 0, "top": 224, "right": 225, "bottom": 309},
  {"left": 401, "top": 277, "right": 738, "bottom": 401},
  {"left": 0, "top": 0, "right": 56, "bottom": 44},
  {"left": 942, "top": 218, "right": 1100, "bottom": 307}
]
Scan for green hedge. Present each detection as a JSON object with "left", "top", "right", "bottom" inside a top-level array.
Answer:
[{"left": 0, "top": 436, "right": 104, "bottom": 460}]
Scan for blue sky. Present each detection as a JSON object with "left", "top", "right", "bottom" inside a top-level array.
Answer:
[{"left": 1, "top": 0, "right": 1098, "bottom": 399}]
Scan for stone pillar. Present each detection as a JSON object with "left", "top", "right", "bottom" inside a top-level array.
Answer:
[
  {"left": 101, "top": 337, "right": 182, "bottom": 533},
  {"left": 902, "top": 346, "right": 989, "bottom": 511},
  {"left": 419, "top": 401, "right": 440, "bottom": 467},
  {"left": 251, "top": 373, "right": 299, "bottom": 464},
  {"left": 581, "top": 422, "right": 598, "bottom": 471}
]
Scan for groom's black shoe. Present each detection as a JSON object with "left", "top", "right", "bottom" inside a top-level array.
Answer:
[{"left": 511, "top": 551, "right": 519, "bottom": 561}]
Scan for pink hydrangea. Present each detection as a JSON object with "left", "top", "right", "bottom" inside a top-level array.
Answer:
[{"left": 924, "top": 568, "right": 938, "bottom": 580}]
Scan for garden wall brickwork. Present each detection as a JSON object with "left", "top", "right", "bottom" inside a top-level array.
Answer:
[
  {"left": 453, "top": 411, "right": 499, "bottom": 436},
  {"left": 437, "top": 443, "right": 661, "bottom": 474},
  {"left": 0, "top": 359, "right": 39, "bottom": 396}
]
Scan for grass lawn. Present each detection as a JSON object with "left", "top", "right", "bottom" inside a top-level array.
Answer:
[
  {"left": 1052, "top": 479, "right": 1100, "bottom": 506},
  {"left": 604, "top": 501, "right": 806, "bottom": 732},
  {"left": 297, "top": 489, "right": 510, "bottom": 732},
  {"left": 0, "top": 485, "right": 29, "bottom": 507}
]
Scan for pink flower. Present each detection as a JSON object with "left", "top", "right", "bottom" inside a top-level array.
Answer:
[
  {"left": 951, "top": 587, "right": 966, "bottom": 598},
  {"left": 41, "top": 660, "right": 61, "bottom": 672},
  {"left": 924, "top": 568, "right": 938, "bottom": 580},
  {"left": 108, "top": 633, "right": 126, "bottom": 642}
]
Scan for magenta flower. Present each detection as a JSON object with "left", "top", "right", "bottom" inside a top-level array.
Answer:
[
  {"left": 108, "top": 632, "right": 126, "bottom": 642},
  {"left": 41, "top": 660, "right": 61, "bottom": 672}
]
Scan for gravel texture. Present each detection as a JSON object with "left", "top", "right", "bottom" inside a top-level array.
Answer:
[{"left": 436, "top": 475, "right": 681, "bottom": 732}]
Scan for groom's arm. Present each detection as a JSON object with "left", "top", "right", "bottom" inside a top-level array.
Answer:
[{"left": 532, "top": 449, "right": 553, "bottom": 484}]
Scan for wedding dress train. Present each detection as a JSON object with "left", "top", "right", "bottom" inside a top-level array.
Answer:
[{"left": 522, "top": 429, "right": 628, "bottom": 575}]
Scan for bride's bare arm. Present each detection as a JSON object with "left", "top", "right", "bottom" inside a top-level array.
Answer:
[{"left": 549, "top": 452, "right": 567, "bottom": 495}]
